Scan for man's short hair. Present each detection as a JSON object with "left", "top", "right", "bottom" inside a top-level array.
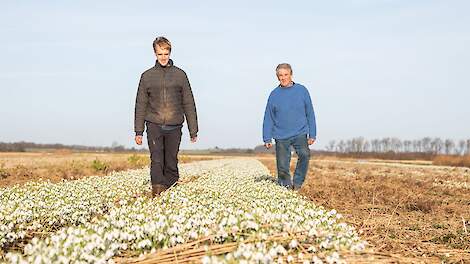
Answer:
[
  {"left": 153, "top": 36, "right": 172, "bottom": 53},
  {"left": 276, "top": 63, "right": 293, "bottom": 75}
]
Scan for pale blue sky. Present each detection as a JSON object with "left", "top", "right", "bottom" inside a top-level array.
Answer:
[{"left": 1, "top": 1, "right": 469, "bottom": 150}]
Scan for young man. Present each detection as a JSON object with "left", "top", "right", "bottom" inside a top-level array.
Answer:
[
  {"left": 134, "top": 36, "right": 198, "bottom": 198},
  {"left": 262, "top": 63, "right": 316, "bottom": 190}
]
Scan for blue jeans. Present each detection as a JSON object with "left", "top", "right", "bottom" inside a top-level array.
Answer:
[{"left": 275, "top": 134, "right": 311, "bottom": 190}]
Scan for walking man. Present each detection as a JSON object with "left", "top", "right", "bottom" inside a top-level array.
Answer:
[
  {"left": 134, "top": 36, "right": 198, "bottom": 198},
  {"left": 262, "top": 63, "right": 316, "bottom": 190}
]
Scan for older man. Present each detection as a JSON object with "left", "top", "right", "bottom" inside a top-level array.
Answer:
[
  {"left": 262, "top": 63, "right": 316, "bottom": 190},
  {"left": 134, "top": 36, "right": 198, "bottom": 198}
]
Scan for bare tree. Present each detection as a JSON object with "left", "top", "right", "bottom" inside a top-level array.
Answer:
[
  {"left": 371, "top": 139, "right": 380, "bottom": 152},
  {"left": 337, "top": 140, "right": 346, "bottom": 153},
  {"left": 351, "top": 137, "right": 365, "bottom": 152},
  {"left": 431, "top": 138, "right": 443, "bottom": 154},
  {"left": 363, "top": 141, "right": 371, "bottom": 152},
  {"left": 391, "top": 138, "right": 402, "bottom": 153},
  {"left": 412, "top": 139, "right": 422, "bottom": 153},
  {"left": 404, "top": 140, "right": 412, "bottom": 152},
  {"left": 381, "top": 138, "right": 392, "bottom": 152},
  {"left": 326, "top": 140, "right": 336, "bottom": 152},
  {"left": 444, "top": 139, "right": 455, "bottom": 155},
  {"left": 422, "top": 137, "right": 432, "bottom": 153},
  {"left": 345, "top": 139, "right": 352, "bottom": 152},
  {"left": 457, "top": 140, "right": 466, "bottom": 155}
]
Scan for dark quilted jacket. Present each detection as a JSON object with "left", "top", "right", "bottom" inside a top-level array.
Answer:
[{"left": 134, "top": 60, "right": 198, "bottom": 137}]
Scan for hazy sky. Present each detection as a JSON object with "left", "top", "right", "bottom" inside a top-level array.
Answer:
[{"left": 1, "top": 0, "right": 469, "bottom": 150}]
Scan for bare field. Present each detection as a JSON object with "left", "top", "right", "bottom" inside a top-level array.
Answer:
[
  {"left": 0, "top": 152, "right": 216, "bottom": 188},
  {"left": 258, "top": 156, "right": 470, "bottom": 263},
  {"left": 1, "top": 152, "right": 469, "bottom": 262}
]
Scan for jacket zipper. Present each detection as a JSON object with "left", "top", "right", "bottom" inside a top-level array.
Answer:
[{"left": 162, "top": 69, "right": 166, "bottom": 125}]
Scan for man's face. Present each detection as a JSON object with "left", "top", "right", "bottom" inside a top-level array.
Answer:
[
  {"left": 155, "top": 45, "right": 170, "bottom": 66},
  {"left": 277, "top": 68, "right": 293, "bottom": 87}
]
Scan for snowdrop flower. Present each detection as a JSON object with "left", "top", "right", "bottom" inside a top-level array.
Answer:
[
  {"left": 2, "top": 159, "right": 365, "bottom": 263},
  {"left": 289, "top": 239, "right": 298, "bottom": 249},
  {"left": 312, "top": 256, "right": 324, "bottom": 264}
]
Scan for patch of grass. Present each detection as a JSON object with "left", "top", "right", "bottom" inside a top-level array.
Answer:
[
  {"left": 407, "top": 225, "right": 420, "bottom": 231},
  {"left": 432, "top": 223, "right": 445, "bottom": 229},
  {"left": 431, "top": 231, "right": 469, "bottom": 249},
  {"left": 0, "top": 163, "right": 9, "bottom": 179},
  {"left": 405, "top": 198, "right": 434, "bottom": 213},
  {"left": 351, "top": 167, "right": 361, "bottom": 175},
  {"left": 327, "top": 164, "right": 336, "bottom": 170},
  {"left": 127, "top": 154, "right": 148, "bottom": 168},
  {"left": 91, "top": 159, "right": 109, "bottom": 172},
  {"left": 11, "top": 165, "right": 33, "bottom": 178}
]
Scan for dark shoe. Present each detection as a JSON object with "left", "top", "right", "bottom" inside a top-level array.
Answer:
[{"left": 151, "top": 184, "right": 167, "bottom": 198}]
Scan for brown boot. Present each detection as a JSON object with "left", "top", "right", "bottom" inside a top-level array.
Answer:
[{"left": 151, "top": 184, "right": 167, "bottom": 198}]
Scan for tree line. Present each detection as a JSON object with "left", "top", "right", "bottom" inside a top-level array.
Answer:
[
  {"left": 3, "top": 138, "right": 470, "bottom": 156},
  {"left": 325, "top": 137, "right": 470, "bottom": 155},
  {"left": 0, "top": 141, "right": 146, "bottom": 153}
]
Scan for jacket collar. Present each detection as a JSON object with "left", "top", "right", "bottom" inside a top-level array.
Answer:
[{"left": 155, "top": 59, "right": 174, "bottom": 69}]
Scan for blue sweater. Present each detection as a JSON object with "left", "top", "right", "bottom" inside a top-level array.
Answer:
[{"left": 263, "top": 83, "right": 316, "bottom": 143}]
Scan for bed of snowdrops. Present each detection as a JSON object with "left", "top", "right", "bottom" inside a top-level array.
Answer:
[{"left": 2, "top": 159, "right": 366, "bottom": 263}]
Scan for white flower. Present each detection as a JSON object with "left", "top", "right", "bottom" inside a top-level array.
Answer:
[
  {"left": 312, "top": 256, "right": 324, "bottom": 264},
  {"left": 289, "top": 239, "right": 298, "bottom": 249},
  {"left": 1, "top": 159, "right": 365, "bottom": 262}
]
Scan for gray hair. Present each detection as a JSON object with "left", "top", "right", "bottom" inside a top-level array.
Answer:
[{"left": 276, "top": 63, "right": 293, "bottom": 75}]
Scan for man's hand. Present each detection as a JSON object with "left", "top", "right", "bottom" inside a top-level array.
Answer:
[
  {"left": 308, "top": 138, "right": 315, "bottom": 145},
  {"left": 135, "top": 135, "right": 143, "bottom": 145},
  {"left": 191, "top": 136, "right": 197, "bottom": 143},
  {"left": 264, "top": 142, "right": 273, "bottom": 149}
]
